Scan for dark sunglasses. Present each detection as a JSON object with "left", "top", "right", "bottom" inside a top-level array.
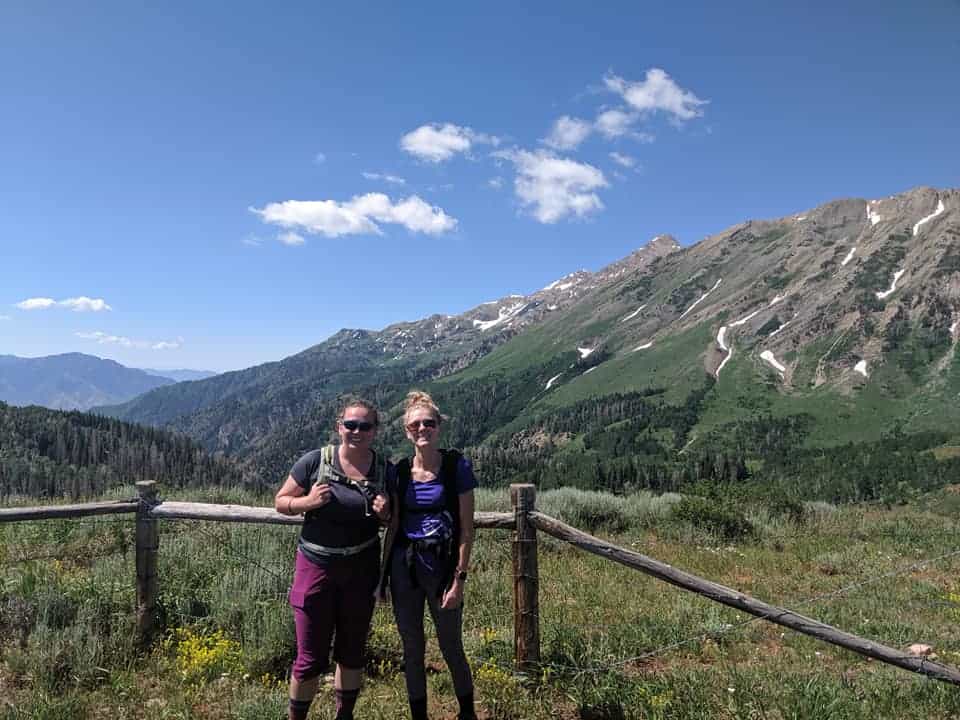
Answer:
[
  {"left": 406, "top": 418, "right": 438, "bottom": 431},
  {"left": 341, "top": 419, "right": 376, "bottom": 432}
]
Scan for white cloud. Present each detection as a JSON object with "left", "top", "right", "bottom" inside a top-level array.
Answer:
[
  {"left": 278, "top": 231, "right": 306, "bottom": 246},
  {"left": 604, "top": 69, "right": 707, "bottom": 120},
  {"left": 60, "top": 297, "right": 112, "bottom": 312},
  {"left": 494, "top": 149, "right": 608, "bottom": 224},
  {"left": 252, "top": 193, "right": 457, "bottom": 237},
  {"left": 488, "top": 177, "right": 504, "bottom": 190},
  {"left": 595, "top": 109, "right": 637, "bottom": 139},
  {"left": 15, "top": 297, "right": 111, "bottom": 312},
  {"left": 543, "top": 115, "right": 592, "bottom": 151},
  {"left": 76, "top": 332, "right": 182, "bottom": 350},
  {"left": 609, "top": 152, "right": 636, "bottom": 168},
  {"left": 362, "top": 171, "right": 407, "bottom": 185},
  {"left": 15, "top": 297, "right": 56, "bottom": 310},
  {"left": 314, "top": 152, "right": 326, "bottom": 164},
  {"left": 241, "top": 235, "right": 263, "bottom": 247},
  {"left": 400, "top": 123, "right": 499, "bottom": 163}
]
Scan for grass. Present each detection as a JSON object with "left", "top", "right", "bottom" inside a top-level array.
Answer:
[{"left": 3, "top": 487, "right": 960, "bottom": 718}]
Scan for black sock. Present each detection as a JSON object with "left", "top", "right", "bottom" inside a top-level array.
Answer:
[
  {"left": 288, "top": 698, "right": 312, "bottom": 720},
  {"left": 408, "top": 695, "right": 428, "bottom": 720},
  {"left": 335, "top": 687, "right": 360, "bottom": 720},
  {"left": 457, "top": 691, "right": 476, "bottom": 719}
]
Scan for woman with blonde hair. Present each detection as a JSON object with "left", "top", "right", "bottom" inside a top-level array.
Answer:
[
  {"left": 380, "top": 390, "right": 478, "bottom": 720},
  {"left": 275, "top": 397, "right": 390, "bottom": 720}
]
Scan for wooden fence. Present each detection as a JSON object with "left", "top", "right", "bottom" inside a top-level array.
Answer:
[{"left": 1, "top": 480, "right": 958, "bottom": 686}]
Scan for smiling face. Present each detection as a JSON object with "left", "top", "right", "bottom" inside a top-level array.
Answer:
[
  {"left": 336, "top": 404, "right": 378, "bottom": 451},
  {"left": 404, "top": 405, "right": 441, "bottom": 451}
]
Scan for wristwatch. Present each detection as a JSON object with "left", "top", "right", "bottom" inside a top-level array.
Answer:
[{"left": 456, "top": 570, "right": 468, "bottom": 582}]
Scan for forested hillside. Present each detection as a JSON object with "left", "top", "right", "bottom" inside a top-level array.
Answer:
[{"left": 0, "top": 402, "right": 241, "bottom": 499}]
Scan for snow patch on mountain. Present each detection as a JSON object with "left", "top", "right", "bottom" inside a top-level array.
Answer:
[
  {"left": 841, "top": 247, "right": 857, "bottom": 267},
  {"left": 768, "top": 315, "right": 795, "bottom": 338},
  {"left": 716, "top": 326, "right": 729, "bottom": 352},
  {"left": 875, "top": 269, "right": 905, "bottom": 300},
  {"left": 731, "top": 309, "right": 762, "bottom": 327},
  {"left": 679, "top": 279, "right": 722, "bottom": 319},
  {"left": 577, "top": 346, "right": 595, "bottom": 359},
  {"left": 854, "top": 360, "right": 869, "bottom": 378},
  {"left": 542, "top": 273, "right": 583, "bottom": 292},
  {"left": 545, "top": 373, "right": 563, "bottom": 390},
  {"left": 760, "top": 351, "right": 786, "bottom": 374},
  {"left": 950, "top": 319, "right": 958, "bottom": 336},
  {"left": 913, "top": 198, "right": 945, "bottom": 236},
  {"left": 867, "top": 201, "right": 883, "bottom": 226},
  {"left": 582, "top": 367, "right": 597, "bottom": 375},
  {"left": 473, "top": 302, "right": 527, "bottom": 331},
  {"left": 714, "top": 326, "right": 732, "bottom": 378},
  {"left": 621, "top": 305, "right": 646, "bottom": 322},
  {"left": 769, "top": 294, "right": 784, "bottom": 306}
]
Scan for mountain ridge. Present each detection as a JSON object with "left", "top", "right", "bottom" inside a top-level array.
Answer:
[{"left": 97, "top": 185, "right": 959, "bottom": 486}]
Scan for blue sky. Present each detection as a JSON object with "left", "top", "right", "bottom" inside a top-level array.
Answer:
[{"left": 2, "top": 1, "right": 958, "bottom": 372}]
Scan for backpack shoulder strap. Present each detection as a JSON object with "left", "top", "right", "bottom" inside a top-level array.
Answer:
[
  {"left": 395, "top": 457, "right": 412, "bottom": 505},
  {"left": 312, "top": 444, "right": 336, "bottom": 484},
  {"left": 440, "top": 449, "right": 463, "bottom": 516}
]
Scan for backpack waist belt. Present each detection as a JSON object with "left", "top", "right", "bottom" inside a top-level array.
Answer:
[{"left": 300, "top": 535, "right": 378, "bottom": 558}]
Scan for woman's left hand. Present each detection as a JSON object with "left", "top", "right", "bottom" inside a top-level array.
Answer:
[
  {"left": 441, "top": 580, "right": 464, "bottom": 610},
  {"left": 372, "top": 493, "right": 390, "bottom": 522}
]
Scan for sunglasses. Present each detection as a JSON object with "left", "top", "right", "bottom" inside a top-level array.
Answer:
[
  {"left": 341, "top": 419, "right": 376, "bottom": 432},
  {"left": 406, "top": 418, "right": 438, "bottom": 431}
]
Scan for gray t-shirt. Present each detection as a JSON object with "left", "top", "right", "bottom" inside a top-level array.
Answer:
[{"left": 290, "top": 446, "right": 383, "bottom": 554}]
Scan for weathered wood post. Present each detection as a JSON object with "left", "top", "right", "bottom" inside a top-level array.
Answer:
[
  {"left": 135, "top": 481, "right": 159, "bottom": 649},
  {"left": 511, "top": 483, "right": 540, "bottom": 671}
]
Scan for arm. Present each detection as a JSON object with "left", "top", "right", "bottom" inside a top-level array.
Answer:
[
  {"left": 441, "top": 489, "right": 474, "bottom": 609},
  {"left": 275, "top": 474, "right": 332, "bottom": 515}
]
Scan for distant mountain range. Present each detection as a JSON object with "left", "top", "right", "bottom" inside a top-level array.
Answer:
[
  {"left": 141, "top": 368, "right": 218, "bottom": 383},
  {"left": 97, "top": 186, "right": 960, "bottom": 491},
  {"left": 0, "top": 353, "right": 215, "bottom": 411}
]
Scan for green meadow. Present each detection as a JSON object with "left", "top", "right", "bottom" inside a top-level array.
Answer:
[{"left": 3, "top": 485, "right": 960, "bottom": 719}]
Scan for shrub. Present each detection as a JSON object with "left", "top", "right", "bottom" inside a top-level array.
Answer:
[{"left": 670, "top": 496, "right": 754, "bottom": 541}]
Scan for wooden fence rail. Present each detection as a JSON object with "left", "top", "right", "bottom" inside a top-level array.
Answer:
[{"left": 1, "top": 481, "right": 958, "bottom": 687}]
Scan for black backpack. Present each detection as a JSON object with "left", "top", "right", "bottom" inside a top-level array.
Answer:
[{"left": 394, "top": 449, "right": 463, "bottom": 591}]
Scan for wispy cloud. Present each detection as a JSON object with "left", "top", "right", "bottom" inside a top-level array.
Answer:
[
  {"left": 0, "top": 314, "right": 10, "bottom": 321},
  {"left": 76, "top": 331, "right": 183, "bottom": 350},
  {"left": 252, "top": 193, "right": 457, "bottom": 237},
  {"left": 400, "top": 123, "right": 499, "bottom": 163},
  {"left": 494, "top": 149, "right": 607, "bottom": 224},
  {"left": 488, "top": 177, "right": 504, "bottom": 190},
  {"left": 278, "top": 231, "right": 306, "bottom": 246},
  {"left": 241, "top": 235, "right": 263, "bottom": 247},
  {"left": 362, "top": 171, "right": 407, "bottom": 185},
  {"left": 609, "top": 152, "right": 636, "bottom": 168},
  {"left": 314, "top": 151, "right": 327, "bottom": 164},
  {"left": 604, "top": 69, "right": 707, "bottom": 121},
  {"left": 543, "top": 116, "right": 592, "bottom": 151},
  {"left": 15, "top": 296, "right": 112, "bottom": 312}
]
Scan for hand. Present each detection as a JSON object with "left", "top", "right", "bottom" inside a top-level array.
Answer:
[
  {"left": 440, "top": 580, "right": 464, "bottom": 610},
  {"left": 372, "top": 493, "right": 390, "bottom": 522},
  {"left": 304, "top": 482, "right": 333, "bottom": 511}
]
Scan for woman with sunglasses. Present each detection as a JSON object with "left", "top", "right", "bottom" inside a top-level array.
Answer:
[
  {"left": 275, "top": 398, "right": 390, "bottom": 720},
  {"left": 380, "top": 390, "right": 478, "bottom": 720}
]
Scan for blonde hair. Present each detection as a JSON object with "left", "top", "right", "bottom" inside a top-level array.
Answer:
[
  {"left": 337, "top": 396, "right": 379, "bottom": 426},
  {"left": 403, "top": 390, "right": 445, "bottom": 424}
]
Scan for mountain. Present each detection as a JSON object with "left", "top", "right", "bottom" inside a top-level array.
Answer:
[
  {"left": 0, "top": 401, "right": 243, "bottom": 499},
  {"left": 141, "top": 368, "right": 219, "bottom": 382},
  {"left": 0, "top": 353, "right": 175, "bottom": 411},
  {"left": 98, "top": 186, "right": 960, "bottom": 498}
]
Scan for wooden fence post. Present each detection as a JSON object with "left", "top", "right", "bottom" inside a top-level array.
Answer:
[
  {"left": 511, "top": 483, "right": 540, "bottom": 671},
  {"left": 135, "top": 481, "right": 159, "bottom": 649}
]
